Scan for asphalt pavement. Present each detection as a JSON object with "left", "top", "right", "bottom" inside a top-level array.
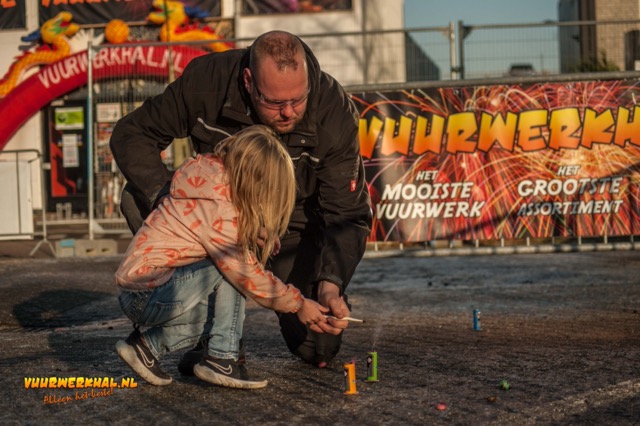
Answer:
[{"left": 1, "top": 237, "right": 639, "bottom": 425}]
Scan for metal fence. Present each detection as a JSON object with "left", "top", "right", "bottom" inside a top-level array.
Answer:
[
  {"left": 0, "top": 149, "right": 55, "bottom": 255},
  {"left": 81, "top": 18, "right": 640, "bottom": 85},
  {"left": 71, "top": 20, "right": 640, "bottom": 249},
  {"left": 455, "top": 19, "right": 640, "bottom": 80}
]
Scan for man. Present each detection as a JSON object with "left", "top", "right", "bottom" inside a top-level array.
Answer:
[{"left": 110, "top": 30, "right": 372, "bottom": 369}]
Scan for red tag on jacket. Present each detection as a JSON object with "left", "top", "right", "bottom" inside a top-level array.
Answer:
[{"left": 350, "top": 180, "right": 357, "bottom": 192}]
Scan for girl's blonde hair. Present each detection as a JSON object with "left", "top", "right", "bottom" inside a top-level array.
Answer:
[{"left": 213, "top": 125, "right": 296, "bottom": 265}]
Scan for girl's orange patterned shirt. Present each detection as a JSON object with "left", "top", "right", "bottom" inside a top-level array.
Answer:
[{"left": 115, "top": 154, "right": 302, "bottom": 313}]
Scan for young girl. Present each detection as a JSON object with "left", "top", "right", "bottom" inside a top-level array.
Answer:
[{"left": 114, "top": 125, "right": 329, "bottom": 389}]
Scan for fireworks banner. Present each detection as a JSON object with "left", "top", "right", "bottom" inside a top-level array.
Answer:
[
  {"left": 353, "top": 80, "right": 640, "bottom": 242},
  {"left": 38, "top": 0, "right": 222, "bottom": 25},
  {"left": 0, "top": 1, "right": 26, "bottom": 30},
  {"left": 241, "top": 0, "right": 352, "bottom": 14}
]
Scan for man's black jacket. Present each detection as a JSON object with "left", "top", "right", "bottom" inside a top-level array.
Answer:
[{"left": 110, "top": 42, "right": 372, "bottom": 292}]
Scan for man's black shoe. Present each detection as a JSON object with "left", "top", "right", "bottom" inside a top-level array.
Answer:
[
  {"left": 115, "top": 329, "right": 172, "bottom": 386},
  {"left": 194, "top": 354, "right": 267, "bottom": 389}
]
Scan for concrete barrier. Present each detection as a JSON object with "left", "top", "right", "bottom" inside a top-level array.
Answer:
[{"left": 54, "top": 238, "right": 118, "bottom": 257}]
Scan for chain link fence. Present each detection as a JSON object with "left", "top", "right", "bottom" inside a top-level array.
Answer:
[{"left": 76, "top": 20, "right": 640, "bottom": 247}]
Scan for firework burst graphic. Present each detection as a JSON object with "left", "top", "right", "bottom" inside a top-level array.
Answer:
[{"left": 353, "top": 80, "right": 640, "bottom": 242}]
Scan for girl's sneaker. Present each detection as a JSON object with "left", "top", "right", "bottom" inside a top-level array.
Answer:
[
  {"left": 194, "top": 354, "right": 267, "bottom": 389},
  {"left": 115, "top": 329, "right": 172, "bottom": 386}
]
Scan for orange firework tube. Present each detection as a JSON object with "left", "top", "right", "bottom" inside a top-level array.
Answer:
[{"left": 343, "top": 362, "right": 357, "bottom": 395}]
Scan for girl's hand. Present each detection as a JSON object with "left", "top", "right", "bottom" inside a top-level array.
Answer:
[
  {"left": 257, "top": 227, "right": 281, "bottom": 256},
  {"left": 296, "top": 299, "right": 329, "bottom": 333},
  {"left": 271, "top": 237, "right": 281, "bottom": 256}
]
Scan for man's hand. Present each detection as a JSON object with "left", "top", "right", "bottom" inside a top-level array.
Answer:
[{"left": 311, "top": 280, "right": 350, "bottom": 335}]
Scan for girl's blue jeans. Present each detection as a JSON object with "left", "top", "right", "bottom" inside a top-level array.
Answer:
[{"left": 118, "top": 258, "right": 245, "bottom": 361}]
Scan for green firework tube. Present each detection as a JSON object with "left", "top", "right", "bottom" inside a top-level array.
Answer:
[{"left": 366, "top": 351, "right": 379, "bottom": 382}]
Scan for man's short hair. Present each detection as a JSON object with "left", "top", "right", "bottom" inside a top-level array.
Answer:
[{"left": 250, "top": 31, "right": 306, "bottom": 77}]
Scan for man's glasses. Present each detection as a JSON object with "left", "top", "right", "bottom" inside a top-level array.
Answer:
[{"left": 252, "top": 81, "right": 310, "bottom": 110}]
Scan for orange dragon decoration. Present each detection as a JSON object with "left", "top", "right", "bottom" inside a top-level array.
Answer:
[
  {"left": 147, "top": 0, "right": 233, "bottom": 53},
  {"left": 0, "top": 12, "right": 79, "bottom": 97},
  {"left": 0, "top": 1, "right": 233, "bottom": 149},
  {"left": 0, "top": 2, "right": 232, "bottom": 99}
]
